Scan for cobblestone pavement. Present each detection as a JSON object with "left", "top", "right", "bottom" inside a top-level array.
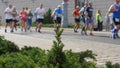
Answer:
[{"left": 0, "top": 27, "right": 120, "bottom": 67}]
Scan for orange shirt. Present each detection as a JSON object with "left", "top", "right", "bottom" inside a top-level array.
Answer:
[{"left": 72, "top": 9, "right": 80, "bottom": 17}]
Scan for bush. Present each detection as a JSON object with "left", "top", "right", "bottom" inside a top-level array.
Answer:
[
  {"left": 44, "top": 29, "right": 66, "bottom": 68},
  {"left": 64, "top": 50, "right": 96, "bottom": 68},
  {"left": 0, "top": 36, "right": 20, "bottom": 55},
  {"left": 42, "top": 28, "right": 97, "bottom": 68},
  {"left": 106, "top": 61, "right": 120, "bottom": 68},
  {"left": 44, "top": 8, "right": 54, "bottom": 24},
  {"left": 21, "top": 46, "right": 46, "bottom": 64},
  {"left": 68, "top": 24, "right": 74, "bottom": 28},
  {"left": 68, "top": 23, "right": 84, "bottom": 29},
  {"left": 0, "top": 29, "right": 97, "bottom": 68},
  {"left": 0, "top": 53, "right": 39, "bottom": 68},
  {"left": 42, "top": 24, "right": 54, "bottom": 27}
]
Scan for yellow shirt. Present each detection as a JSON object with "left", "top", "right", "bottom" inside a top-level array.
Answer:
[
  {"left": 25, "top": 9, "right": 30, "bottom": 14},
  {"left": 96, "top": 13, "right": 103, "bottom": 23}
]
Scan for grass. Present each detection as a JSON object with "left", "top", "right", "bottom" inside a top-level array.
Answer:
[
  {"left": 42, "top": 24, "right": 54, "bottom": 28},
  {"left": 32, "top": 22, "right": 84, "bottom": 29}
]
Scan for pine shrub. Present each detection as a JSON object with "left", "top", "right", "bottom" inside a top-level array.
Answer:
[{"left": 0, "top": 36, "right": 20, "bottom": 55}]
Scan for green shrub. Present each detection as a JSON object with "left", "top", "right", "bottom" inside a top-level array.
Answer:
[
  {"left": 0, "top": 53, "right": 39, "bottom": 68},
  {"left": 68, "top": 23, "right": 84, "bottom": 28},
  {"left": 32, "top": 21, "right": 36, "bottom": 26},
  {"left": 0, "top": 28, "right": 97, "bottom": 68},
  {"left": 63, "top": 50, "right": 96, "bottom": 68},
  {"left": 21, "top": 46, "right": 46, "bottom": 64},
  {"left": 43, "top": 28, "right": 97, "bottom": 68},
  {"left": 44, "top": 8, "right": 54, "bottom": 24},
  {"left": 44, "top": 29, "right": 66, "bottom": 68},
  {"left": 43, "top": 24, "right": 54, "bottom": 27},
  {"left": 0, "top": 36, "right": 20, "bottom": 55},
  {"left": 78, "top": 50, "right": 97, "bottom": 63},
  {"left": 106, "top": 61, "right": 120, "bottom": 68},
  {"left": 68, "top": 24, "right": 74, "bottom": 28}
]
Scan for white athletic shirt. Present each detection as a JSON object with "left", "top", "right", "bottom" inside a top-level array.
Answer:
[
  {"left": 35, "top": 7, "right": 45, "bottom": 19},
  {"left": 4, "top": 7, "right": 13, "bottom": 19}
]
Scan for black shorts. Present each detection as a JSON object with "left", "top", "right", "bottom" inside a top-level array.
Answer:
[
  {"left": 56, "top": 17, "right": 61, "bottom": 24},
  {"left": 113, "top": 18, "right": 120, "bottom": 25},
  {"left": 6, "top": 19, "right": 13, "bottom": 23},
  {"left": 75, "top": 18, "right": 80, "bottom": 23},
  {"left": 13, "top": 19, "right": 18, "bottom": 23},
  {"left": 37, "top": 18, "right": 44, "bottom": 23}
]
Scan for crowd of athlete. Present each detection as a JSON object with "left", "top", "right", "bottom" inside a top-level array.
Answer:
[
  {"left": 4, "top": 3, "right": 63, "bottom": 33},
  {"left": 72, "top": 0, "right": 120, "bottom": 39},
  {"left": 4, "top": 4, "right": 45, "bottom": 33},
  {"left": 3, "top": 0, "right": 120, "bottom": 39}
]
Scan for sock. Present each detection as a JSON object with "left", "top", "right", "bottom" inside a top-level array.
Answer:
[{"left": 112, "top": 28, "right": 117, "bottom": 33}]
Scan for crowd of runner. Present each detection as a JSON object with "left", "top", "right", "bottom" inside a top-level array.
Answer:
[
  {"left": 4, "top": 3, "right": 45, "bottom": 33},
  {"left": 2, "top": 0, "right": 120, "bottom": 39},
  {"left": 72, "top": 0, "right": 120, "bottom": 39}
]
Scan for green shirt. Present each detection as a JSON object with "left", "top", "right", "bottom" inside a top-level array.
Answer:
[{"left": 96, "top": 13, "right": 103, "bottom": 23}]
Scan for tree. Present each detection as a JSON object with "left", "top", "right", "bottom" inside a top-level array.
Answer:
[
  {"left": 44, "top": 8, "right": 54, "bottom": 24},
  {"left": 45, "top": 28, "right": 66, "bottom": 68}
]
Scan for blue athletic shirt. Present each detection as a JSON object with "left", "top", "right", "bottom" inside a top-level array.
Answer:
[
  {"left": 113, "top": 4, "right": 120, "bottom": 18},
  {"left": 55, "top": 8, "right": 63, "bottom": 17}
]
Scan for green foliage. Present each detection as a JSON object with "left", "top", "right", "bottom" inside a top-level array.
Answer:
[
  {"left": 32, "top": 22, "right": 54, "bottom": 27},
  {"left": 64, "top": 50, "right": 96, "bottom": 68},
  {"left": 44, "top": 8, "right": 54, "bottom": 24},
  {"left": 43, "top": 29, "right": 97, "bottom": 68},
  {"left": 21, "top": 46, "right": 46, "bottom": 64},
  {"left": 0, "top": 53, "right": 39, "bottom": 68},
  {"left": 0, "top": 28, "right": 98, "bottom": 68},
  {"left": 0, "top": 36, "right": 20, "bottom": 55},
  {"left": 32, "top": 21, "right": 36, "bottom": 26},
  {"left": 42, "top": 24, "right": 54, "bottom": 27},
  {"left": 106, "top": 61, "right": 120, "bottom": 68},
  {"left": 68, "top": 23, "right": 84, "bottom": 29},
  {"left": 68, "top": 23, "right": 74, "bottom": 28},
  {"left": 45, "top": 28, "right": 66, "bottom": 68},
  {"left": 78, "top": 50, "right": 97, "bottom": 63}
]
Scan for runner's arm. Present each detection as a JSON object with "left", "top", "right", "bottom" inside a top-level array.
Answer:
[{"left": 108, "top": 5, "right": 117, "bottom": 13}]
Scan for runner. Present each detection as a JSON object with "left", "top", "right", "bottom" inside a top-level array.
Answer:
[
  {"left": 27, "top": 10, "right": 33, "bottom": 32},
  {"left": 11, "top": 7, "right": 18, "bottom": 32},
  {"left": 25, "top": 7, "right": 30, "bottom": 14},
  {"left": 108, "top": 0, "right": 120, "bottom": 39},
  {"left": 4, "top": 4, "right": 13, "bottom": 33},
  {"left": 19, "top": 7, "right": 27, "bottom": 32},
  {"left": 35, "top": 4, "right": 45, "bottom": 33},
  {"left": 72, "top": 6, "right": 81, "bottom": 33},
  {"left": 52, "top": 5, "right": 63, "bottom": 29},
  {"left": 80, "top": 2, "right": 89, "bottom": 35},
  {"left": 84, "top": 3, "right": 94, "bottom": 36}
]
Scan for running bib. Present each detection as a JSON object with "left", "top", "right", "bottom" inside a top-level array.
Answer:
[
  {"left": 57, "top": 14, "right": 62, "bottom": 17},
  {"left": 115, "top": 18, "right": 120, "bottom": 22},
  {"left": 28, "top": 16, "right": 32, "bottom": 19},
  {"left": 75, "top": 16, "right": 79, "bottom": 19}
]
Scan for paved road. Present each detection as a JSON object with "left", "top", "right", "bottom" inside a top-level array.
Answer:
[{"left": 0, "top": 27, "right": 120, "bottom": 67}]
